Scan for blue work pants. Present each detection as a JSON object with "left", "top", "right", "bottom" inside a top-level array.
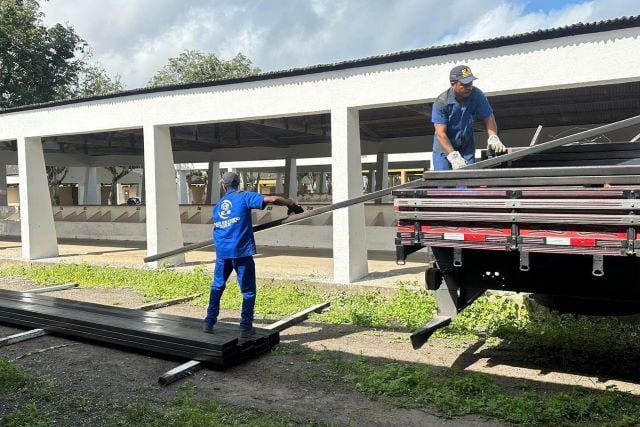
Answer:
[
  {"left": 432, "top": 150, "right": 475, "bottom": 171},
  {"left": 205, "top": 256, "right": 256, "bottom": 331}
]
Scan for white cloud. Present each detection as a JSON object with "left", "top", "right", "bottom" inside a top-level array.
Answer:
[{"left": 39, "top": 0, "right": 640, "bottom": 89}]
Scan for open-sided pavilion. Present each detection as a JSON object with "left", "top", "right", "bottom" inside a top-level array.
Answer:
[{"left": 0, "top": 17, "right": 639, "bottom": 283}]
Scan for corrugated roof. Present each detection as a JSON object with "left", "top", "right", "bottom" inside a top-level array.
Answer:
[{"left": 2, "top": 15, "right": 639, "bottom": 114}]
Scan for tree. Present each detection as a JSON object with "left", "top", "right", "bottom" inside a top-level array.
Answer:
[
  {"left": 46, "top": 166, "right": 68, "bottom": 205},
  {"left": 0, "top": 0, "right": 124, "bottom": 108},
  {"left": 148, "top": 50, "right": 260, "bottom": 87},
  {"left": 104, "top": 166, "right": 139, "bottom": 206},
  {"left": 73, "top": 62, "right": 124, "bottom": 97},
  {"left": 0, "top": 0, "right": 85, "bottom": 108}
]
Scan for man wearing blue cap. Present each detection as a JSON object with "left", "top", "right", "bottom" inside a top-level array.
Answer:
[
  {"left": 431, "top": 65, "right": 506, "bottom": 170},
  {"left": 204, "top": 171, "right": 304, "bottom": 337}
]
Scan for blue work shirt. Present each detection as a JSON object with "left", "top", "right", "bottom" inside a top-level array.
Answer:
[
  {"left": 213, "top": 189, "right": 266, "bottom": 259},
  {"left": 431, "top": 87, "right": 493, "bottom": 160}
]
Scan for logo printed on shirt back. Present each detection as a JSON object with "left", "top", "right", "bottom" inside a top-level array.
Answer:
[{"left": 219, "top": 200, "right": 232, "bottom": 219}]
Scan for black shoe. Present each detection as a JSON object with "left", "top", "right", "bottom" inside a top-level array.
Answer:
[
  {"left": 203, "top": 323, "right": 214, "bottom": 333},
  {"left": 239, "top": 327, "right": 256, "bottom": 338}
]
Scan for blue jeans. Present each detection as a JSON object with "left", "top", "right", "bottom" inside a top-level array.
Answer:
[{"left": 205, "top": 256, "right": 256, "bottom": 331}]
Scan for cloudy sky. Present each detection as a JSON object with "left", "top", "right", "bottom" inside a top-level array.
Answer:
[{"left": 40, "top": 0, "right": 640, "bottom": 89}]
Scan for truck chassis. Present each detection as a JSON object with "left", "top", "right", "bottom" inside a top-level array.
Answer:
[{"left": 395, "top": 141, "right": 640, "bottom": 349}]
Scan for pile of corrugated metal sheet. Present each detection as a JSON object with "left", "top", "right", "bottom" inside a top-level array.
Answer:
[{"left": 0, "top": 289, "right": 278, "bottom": 368}]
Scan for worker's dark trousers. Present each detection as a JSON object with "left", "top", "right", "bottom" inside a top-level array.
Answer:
[{"left": 205, "top": 256, "right": 256, "bottom": 331}]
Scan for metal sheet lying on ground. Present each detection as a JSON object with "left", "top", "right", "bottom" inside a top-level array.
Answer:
[{"left": 0, "top": 289, "right": 278, "bottom": 368}]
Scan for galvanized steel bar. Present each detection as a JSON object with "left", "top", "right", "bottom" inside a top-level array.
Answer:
[{"left": 0, "top": 328, "right": 48, "bottom": 347}]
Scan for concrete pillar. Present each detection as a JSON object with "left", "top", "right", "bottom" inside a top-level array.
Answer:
[
  {"left": 374, "top": 152, "right": 389, "bottom": 204},
  {"left": 81, "top": 167, "right": 100, "bottom": 205},
  {"left": 140, "top": 168, "right": 145, "bottom": 205},
  {"left": 0, "top": 164, "right": 7, "bottom": 206},
  {"left": 275, "top": 172, "right": 284, "bottom": 194},
  {"left": 331, "top": 107, "right": 368, "bottom": 283},
  {"left": 205, "top": 161, "right": 221, "bottom": 204},
  {"left": 283, "top": 158, "right": 297, "bottom": 200},
  {"left": 116, "top": 182, "right": 123, "bottom": 205},
  {"left": 176, "top": 169, "right": 189, "bottom": 204},
  {"left": 366, "top": 170, "right": 375, "bottom": 193},
  {"left": 17, "top": 136, "right": 58, "bottom": 259},
  {"left": 143, "top": 125, "right": 185, "bottom": 267},
  {"left": 321, "top": 172, "right": 329, "bottom": 194}
]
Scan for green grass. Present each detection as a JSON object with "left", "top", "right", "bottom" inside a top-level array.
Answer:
[
  {"left": 4, "top": 264, "right": 640, "bottom": 345},
  {"left": 0, "top": 358, "right": 323, "bottom": 426},
  {"left": 3, "top": 256, "right": 640, "bottom": 426},
  {"left": 323, "top": 356, "right": 640, "bottom": 426}
]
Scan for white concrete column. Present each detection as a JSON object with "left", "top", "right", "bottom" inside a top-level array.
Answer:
[
  {"left": 116, "top": 182, "right": 123, "bottom": 205},
  {"left": 321, "top": 172, "right": 329, "bottom": 194},
  {"left": 275, "top": 172, "right": 284, "bottom": 194},
  {"left": 140, "top": 168, "right": 145, "bottom": 205},
  {"left": 17, "top": 136, "right": 58, "bottom": 259},
  {"left": 374, "top": 152, "right": 389, "bottom": 204},
  {"left": 0, "top": 164, "right": 7, "bottom": 206},
  {"left": 205, "top": 161, "right": 221, "bottom": 204},
  {"left": 81, "top": 167, "right": 100, "bottom": 205},
  {"left": 176, "top": 170, "right": 189, "bottom": 204},
  {"left": 283, "top": 158, "right": 297, "bottom": 200},
  {"left": 143, "top": 125, "right": 185, "bottom": 267},
  {"left": 366, "top": 170, "right": 375, "bottom": 193},
  {"left": 331, "top": 107, "right": 368, "bottom": 283}
]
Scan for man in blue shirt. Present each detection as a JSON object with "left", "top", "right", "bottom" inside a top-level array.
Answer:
[
  {"left": 204, "top": 171, "right": 304, "bottom": 337},
  {"left": 431, "top": 65, "right": 506, "bottom": 170}
]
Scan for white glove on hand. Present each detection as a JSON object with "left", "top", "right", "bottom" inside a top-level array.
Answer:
[
  {"left": 487, "top": 135, "right": 507, "bottom": 154},
  {"left": 446, "top": 151, "right": 467, "bottom": 170}
]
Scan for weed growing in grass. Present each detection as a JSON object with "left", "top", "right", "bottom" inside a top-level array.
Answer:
[
  {"left": 0, "top": 358, "right": 29, "bottom": 393},
  {"left": 320, "top": 285, "right": 434, "bottom": 329},
  {"left": 3, "top": 403, "right": 50, "bottom": 427},
  {"left": 108, "top": 387, "right": 325, "bottom": 427},
  {"left": 325, "top": 356, "right": 640, "bottom": 425}
]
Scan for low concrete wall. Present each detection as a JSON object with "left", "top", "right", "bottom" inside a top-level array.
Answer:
[{"left": 0, "top": 203, "right": 398, "bottom": 251}]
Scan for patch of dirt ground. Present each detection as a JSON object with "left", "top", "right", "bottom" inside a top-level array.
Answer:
[{"left": 1, "top": 277, "right": 640, "bottom": 426}]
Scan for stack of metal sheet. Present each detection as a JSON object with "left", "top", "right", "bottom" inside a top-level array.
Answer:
[{"left": 0, "top": 289, "right": 278, "bottom": 368}]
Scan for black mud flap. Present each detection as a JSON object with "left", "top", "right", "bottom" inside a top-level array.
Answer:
[{"left": 410, "top": 315, "right": 452, "bottom": 350}]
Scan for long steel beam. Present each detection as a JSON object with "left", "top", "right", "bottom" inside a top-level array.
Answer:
[
  {"left": 466, "top": 113, "right": 640, "bottom": 169},
  {"left": 146, "top": 114, "right": 640, "bottom": 263}
]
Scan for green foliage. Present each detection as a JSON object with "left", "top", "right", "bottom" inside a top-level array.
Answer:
[
  {"left": 74, "top": 62, "right": 124, "bottom": 97},
  {"left": 328, "top": 357, "right": 640, "bottom": 425},
  {"left": 3, "top": 403, "right": 50, "bottom": 427},
  {"left": 439, "top": 294, "right": 530, "bottom": 338},
  {"left": 110, "top": 393, "right": 304, "bottom": 427},
  {"left": 148, "top": 50, "right": 261, "bottom": 87},
  {"left": 0, "top": 263, "right": 211, "bottom": 300},
  {"left": 0, "top": 357, "right": 29, "bottom": 394},
  {"left": 321, "top": 285, "right": 435, "bottom": 329},
  {"left": 0, "top": 0, "right": 123, "bottom": 109},
  {"left": 0, "top": 0, "right": 84, "bottom": 108}
]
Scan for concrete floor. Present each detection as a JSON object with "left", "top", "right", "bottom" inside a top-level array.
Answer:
[{"left": 0, "top": 237, "right": 429, "bottom": 288}]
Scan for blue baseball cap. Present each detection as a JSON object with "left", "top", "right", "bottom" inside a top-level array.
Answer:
[
  {"left": 449, "top": 65, "right": 478, "bottom": 84},
  {"left": 221, "top": 171, "right": 240, "bottom": 186}
]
